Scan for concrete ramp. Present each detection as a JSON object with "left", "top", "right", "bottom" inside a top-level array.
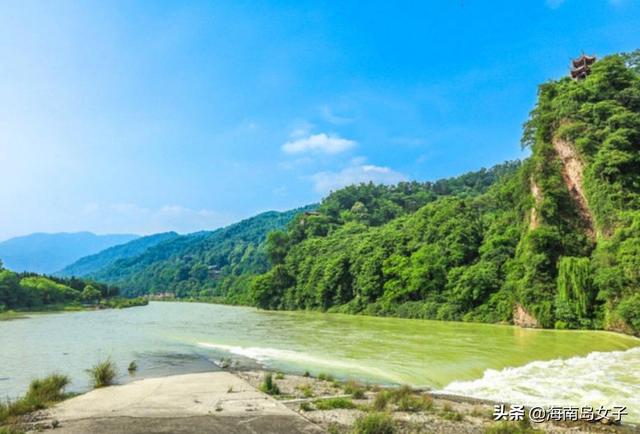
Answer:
[{"left": 35, "top": 373, "right": 322, "bottom": 434}]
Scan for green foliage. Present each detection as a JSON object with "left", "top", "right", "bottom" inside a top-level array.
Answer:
[
  {"left": 88, "top": 359, "right": 117, "bottom": 388},
  {"left": 259, "top": 373, "right": 280, "bottom": 395},
  {"left": 352, "top": 412, "right": 396, "bottom": 434},
  {"left": 555, "top": 257, "right": 594, "bottom": 327},
  {"left": 0, "top": 268, "right": 123, "bottom": 311},
  {"left": 89, "top": 207, "right": 315, "bottom": 302},
  {"left": 127, "top": 361, "right": 138, "bottom": 374},
  {"left": 0, "top": 374, "right": 69, "bottom": 427},
  {"left": 314, "top": 397, "right": 356, "bottom": 410},
  {"left": 344, "top": 380, "right": 366, "bottom": 399},
  {"left": 80, "top": 284, "right": 101, "bottom": 303}
]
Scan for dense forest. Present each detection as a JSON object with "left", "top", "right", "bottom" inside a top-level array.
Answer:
[
  {"left": 250, "top": 52, "right": 640, "bottom": 335},
  {"left": 83, "top": 207, "right": 316, "bottom": 302},
  {"left": 0, "top": 259, "right": 128, "bottom": 311}
]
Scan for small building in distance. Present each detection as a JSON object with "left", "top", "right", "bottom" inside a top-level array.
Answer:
[{"left": 571, "top": 54, "right": 596, "bottom": 80}]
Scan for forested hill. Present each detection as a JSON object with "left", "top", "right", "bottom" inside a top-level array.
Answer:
[
  {"left": 85, "top": 206, "right": 317, "bottom": 301},
  {"left": 251, "top": 51, "right": 640, "bottom": 336},
  {"left": 57, "top": 232, "right": 179, "bottom": 277}
]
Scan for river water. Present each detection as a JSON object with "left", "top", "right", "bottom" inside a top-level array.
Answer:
[{"left": 1, "top": 302, "right": 639, "bottom": 420}]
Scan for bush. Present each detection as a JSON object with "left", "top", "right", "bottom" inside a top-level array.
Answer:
[
  {"left": 127, "top": 361, "right": 138, "bottom": 374},
  {"left": 315, "top": 397, "right": 356, "bottom": 410},
  {"left": 352, "top": 412, "right": 395, "bottom": 434},
  {"left": 275, "top": 372, "right": 285, "bottom": 380},
  {"left": 259, "top": 373, "right": 280, "bottom": 395},
  {"left": 89, "top": 359, "right": 117, "bottom": 388}
]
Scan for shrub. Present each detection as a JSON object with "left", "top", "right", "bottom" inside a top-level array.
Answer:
[
  {"left": 275, "top": 372, "right": 285, "bottom": 380},
  {"left": 303, "top": 371, "right": 311, "bottom": 377},
  {"left": 352, "top": 412, "right": 396, "bottom": 434},
  {"left": 259, "top": 373, "right": 280, "bottom": 395},
  {"left": 315, "top": 397, "right": 356, "bottom": 410},
  {"left": 89, "top": 359, "right": 117, "bottom": 388},
  {"left": 127, "top": 361, "right": 138, "bottom": 374}
]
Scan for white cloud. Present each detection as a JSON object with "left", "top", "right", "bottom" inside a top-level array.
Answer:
[
  {"left": 311, "top": 163, "right": 407, "bottom": 194},
  {"left": 282, "top": 133, "right": 356, "bottom": 154}
]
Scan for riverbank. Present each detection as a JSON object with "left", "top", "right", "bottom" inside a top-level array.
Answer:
[
  {"left": 12, "top": 370, "right": 635, "bottom": 434},
  {"left": 0, "top": 297, "right": 148, "bottom": 321}
]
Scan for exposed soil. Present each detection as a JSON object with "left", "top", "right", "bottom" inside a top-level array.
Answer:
[
  {"left": 553, "top": 137, "right": 596, "bottom": 238},
  {"left": 512, "top": 303, "right": 540, "bottom": 328},
  {"left": 530, "top": 178, "right": 542, "bottom": 230}
]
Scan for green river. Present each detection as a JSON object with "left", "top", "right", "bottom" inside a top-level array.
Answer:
[{"left": 1, "top": 302, "right": 639, "bottom": 421}]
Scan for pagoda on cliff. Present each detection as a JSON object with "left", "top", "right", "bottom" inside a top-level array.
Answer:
[{"left": 570, "top": 54, "right": 596, "bottom": 80}]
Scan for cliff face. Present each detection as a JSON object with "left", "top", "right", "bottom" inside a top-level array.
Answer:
[{"left": 514, "top": 53, "right": 640, "bottom": 333}]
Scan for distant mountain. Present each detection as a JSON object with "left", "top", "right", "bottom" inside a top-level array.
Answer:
[
  {"left": 57, "top": 232, "right": 180, "bottom": 277},
  {"left": 0, "top": 232, "right": 139, "bottom": 274},
  {"left": 89, "top": 206, "right": 316, "bottom": 301}
]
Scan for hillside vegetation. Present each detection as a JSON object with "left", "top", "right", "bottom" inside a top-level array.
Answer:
[
  {"left": 57, "top": 232, "right": 179, "bottom": 277},
  {"left": 86, "top": 207, "right": 316, "bottom": 303},
  {"left": 250, "top": 52, "right": 640, "bottom": 335},
  {"left": 0, "top": 259, "right": 137, "bottom": 312}
]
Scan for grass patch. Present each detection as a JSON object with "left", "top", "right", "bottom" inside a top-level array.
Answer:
[
  {"left": 297, "top": 384, "right": 314, "bottom": 398},
  {"left": 484, "top": 419, "right": 544, "bottom": 434},
  {"left": 88, "top": 359, "right": 117, "bottom": 388},
  {"left": 0, "top": 311, "right": 28, "bottom": 322},
  {"left": 396, "top": 394, "right": 432, "bottom": 412},
  {"left": 0, "top": 374, "right": 70, "bottom": 427},
  {"left": 259, "top": 373, "right": 280, "bottom": 395},
  {"left": 440, "top": 402, "right": 463, "bottom": 421},
  {"left": 317, "top": 372, "right": 335, "bottom": 382},
  {"left": 315, "top": 397, "right": 356, "bottom": 410},
  {"left": 371, "top": 386, "right": 432, "bottom": 413},
  {"left": 275, "top": 372, "right": 285, "bottom": 380},
  {"left": 352, "top": 411, "right": 396, "bottom": 434},
  {"left": 344, "top": 380, "right": 366, "bottom": 399}
]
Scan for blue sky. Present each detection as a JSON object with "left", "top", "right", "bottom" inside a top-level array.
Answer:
[{"left": 0, "top": 0, "right": 638, "bottom": 240}]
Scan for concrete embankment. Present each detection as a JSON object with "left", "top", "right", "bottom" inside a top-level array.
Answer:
[{"left": 31, "top": 372, "right": 322, "bottom": 434}]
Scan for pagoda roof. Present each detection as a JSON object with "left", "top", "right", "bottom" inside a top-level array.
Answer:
[{"left": 572, "top": 54, "right": 596, "bottom": 68}]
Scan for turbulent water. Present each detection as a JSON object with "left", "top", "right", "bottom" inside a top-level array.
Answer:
[{"left": 1, "top": 302, "right": 638, "bottom": 420}]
